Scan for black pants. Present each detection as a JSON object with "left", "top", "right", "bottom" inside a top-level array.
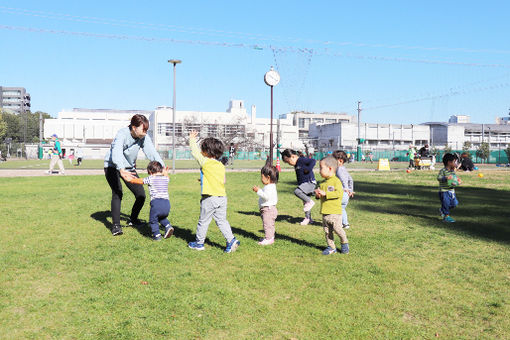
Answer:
[{"left": 104, "top": 167, "right": 146, "bottom": 226}]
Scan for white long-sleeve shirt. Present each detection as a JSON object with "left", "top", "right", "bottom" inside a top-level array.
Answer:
[{"left": 257, "top": 183, "right": 278, "bottom": 208}]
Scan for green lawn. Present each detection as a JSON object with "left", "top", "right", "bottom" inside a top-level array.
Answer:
[{"left": 0, "top": 170, "right": 509, "bottom": 338}]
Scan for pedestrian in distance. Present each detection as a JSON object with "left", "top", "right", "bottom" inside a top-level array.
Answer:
[{"left": 47, "top": 134, "right": 65, "bottom": 175}]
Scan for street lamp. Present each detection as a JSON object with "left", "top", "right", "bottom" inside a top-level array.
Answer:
[
  {"left": 168, "top": 59, "right": 181, "bottom": 174},
  {"left": 264, "top": 67, "right": 280, "bottom": 165}
]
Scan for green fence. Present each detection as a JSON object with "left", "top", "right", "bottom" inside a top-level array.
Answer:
[{"left": 165, "top": 148, "right": 509, "bottom": 164}]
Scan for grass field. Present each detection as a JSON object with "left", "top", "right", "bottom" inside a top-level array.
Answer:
[{"left": 0, "top": 168, "right": 509, "bottom": 339}]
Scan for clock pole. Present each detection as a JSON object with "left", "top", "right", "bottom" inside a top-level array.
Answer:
[{"left": 269, "top": 85, "right": 274, "bottom": 165}]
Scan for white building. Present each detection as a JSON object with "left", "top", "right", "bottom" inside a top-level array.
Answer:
[
  {"left": 279, "top": 111, "right": 354, "bottom": 141},
  {"left": 309, "top": 122, "right": 430, "bottom": 151},
  {"left": 43, "top": 101, "right": 304, "bottom": 159}
]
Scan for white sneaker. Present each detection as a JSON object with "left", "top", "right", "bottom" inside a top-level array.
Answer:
[
  {"left": 303, "top": 200, "right": 315, "bottom": 212},
  {"left": 343, "top": 224, "right": 350, "bottom": 229},
  {"left": 258, "top": 238, "right": 274, "bottom": 246},
  {"left": 300, "top": 218, "right": 311, "bottom": 225}
]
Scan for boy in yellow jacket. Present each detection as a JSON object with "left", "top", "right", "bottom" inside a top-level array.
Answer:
[
  {"left": 188, "top": 130, "right": 240, "bottom": 253},
  {"left": 315, "top": 156, "right": 349, "bottom": 255}
]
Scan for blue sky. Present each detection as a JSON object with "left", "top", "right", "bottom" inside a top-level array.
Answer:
[{"left": 1, "top": 0, "right": 510, "bottom": 124}]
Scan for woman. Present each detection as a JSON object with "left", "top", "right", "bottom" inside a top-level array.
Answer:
[{"left": 104, "top": 114, "right": 165, "bottom": 236}]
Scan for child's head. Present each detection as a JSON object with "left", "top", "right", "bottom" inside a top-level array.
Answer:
[
  {"left": 331, "top": 150, "right": 348, "bottom": 165},
  {"left": 281, "top": 149, "right": 299, "bottom": 166},
  {"left": 200, "top": 137, "right": 224, "bottom": 159},
  {"left": 319, "top": 156, "right": 338, "bottom": 178},
  {"left": 442, "top": 153, "right": 457, "bottom": 168},
  {"left": 261, "top": 164, "right": 279, "bottom": 184},
  {"left": 147, "top": 161, "right": 163, "bottom": 175}
]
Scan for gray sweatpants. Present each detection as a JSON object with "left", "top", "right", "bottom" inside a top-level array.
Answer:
[
  {"left": 196, "top": 196, "right": 234, "bottom": 244},
  {"left": 294, "top": 181, "right": 316, "bottom": 219}
]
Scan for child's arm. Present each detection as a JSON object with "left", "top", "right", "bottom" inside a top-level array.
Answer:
[{"left": 189, "top": 130, "right": 207, "bottom": 167}]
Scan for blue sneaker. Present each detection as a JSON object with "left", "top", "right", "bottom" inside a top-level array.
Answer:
[
  {"left": 443, "top": 216, "right": 455, "bottom": 223},
  {"left": 322, "top": 247, "right": 337, "bottom": 255},
  {"left": 340, "top": 243, "right": 349, "bottom": 254},
  {"left": 224, "top": 237, "right": 240, "bottom": 253},
  {"left": 439, "top": 208, "right": 445, "bottom": 219},
  {"left": 152, "top": 233, "right": 162, "bottom": 241},
  {"left": 164, "top": 225, "right": 174, "bottom": 239},
  {"left": 188, "top": 241, "right": 205, "bottom": 251}
]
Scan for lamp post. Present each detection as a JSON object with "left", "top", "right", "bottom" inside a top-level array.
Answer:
[
  {"left": 264, "top": 67, "right": 280, "bottom": 165},
  {"left": 168, "top": 59, "right": 181, "bottom": 174}
]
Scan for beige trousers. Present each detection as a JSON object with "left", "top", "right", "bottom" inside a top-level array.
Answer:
[
  {"left": 322, "top": 214, "right": 348, "bottom": 249},
  {"left": 49, "top": 154, "right": 65, "bottom": 173},
  {"left": 260, "top": 205, "right": 278, "bottom": 239}
]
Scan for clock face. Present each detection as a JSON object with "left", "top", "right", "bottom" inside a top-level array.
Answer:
[{"left": 264, "top": 70, "right": 280, "bottom": 86}]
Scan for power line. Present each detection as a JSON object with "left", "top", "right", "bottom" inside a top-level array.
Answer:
[
  {"left": 3, "top": 5, "right": 510, "bottom": 55},
  {"left": 1, "top": 24, "right": 509, "bottom": 69}
]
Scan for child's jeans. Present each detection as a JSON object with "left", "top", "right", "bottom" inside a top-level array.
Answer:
[
  {"left": 260, "top": 205, "right": 278, "bottom": 239},
  {"left": 196, "top": 196, "right": 234, "bottom": 244},
  {"left": 149, "top": 198, "right": 171, "bottom": 236},
  {"left": 341, "top": 191, "right": 350, "bottom": 226},
  {"left": 439, "top": 191, "right": 458, "bottom": 216}
]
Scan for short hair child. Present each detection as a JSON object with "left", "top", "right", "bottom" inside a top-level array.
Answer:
[
  {"left": 281, "top": 148, "right": 317, "bottom": 225},
  {"left": 315, "top": 156, "right": 349, "bottom": 255},
  {"left": 188, "top": 130, "right": 240, "bottom": 253},
  {"left": 252, "top": 164, "right": 279, "bottom": 245},
  {"left": 332, "top": 150, "right": 354, "bottom": 229},
  {"left": 437, "top": 153, "right": 462, "bottom": 223},
  {"left": 126, "top": 160, "right": 173, "bottom": 240}
]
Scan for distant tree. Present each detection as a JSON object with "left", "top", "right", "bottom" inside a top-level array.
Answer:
[
  {"left": 0, "top": 111, "right": 7, "bottom": 140},
  {"left": 1, "top": 111, "right": 50, "bottom": 143},
  {"left": 462, "top": 141, "right": 472, "bottom": 152},
  {"left": 476, "top": 142, "right": 490, "bottom": 163},
  {"left": 504, "top": 145, "right": 510, "bottom": 163},
  {"left": 443, "top": 144, "right": 452, "bottom": 154}
]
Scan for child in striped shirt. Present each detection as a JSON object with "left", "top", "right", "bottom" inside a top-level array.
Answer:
[
  {"left": 127, "top": 161, "right": 173, "bottom": 240},
  {"left": 332, "top": 150, "right": 354, "bottom": 229},
  {"left": 437, "top": 153, "right": 462, "bottom": 223}
]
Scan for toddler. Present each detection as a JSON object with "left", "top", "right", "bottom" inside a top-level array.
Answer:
[
  {"left": 314, "top": 156, "right": 349, "bottom": 255},
  {"left": 332, "top": 150, "right": 354, "bottom": 229},
  {"left": 438, "top": 153, "right": 461, "bottom": 223},
  {"left": 252, "top": 164, "right": 278, "bottom": 245}
]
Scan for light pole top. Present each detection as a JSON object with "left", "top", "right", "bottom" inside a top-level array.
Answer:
[{"left": 168, "top": 59, "right": 182, "bottom": 65}]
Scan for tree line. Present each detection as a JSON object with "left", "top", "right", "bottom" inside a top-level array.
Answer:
[{"left": 0, "top": 110, "right": 51, "bottom": 144}]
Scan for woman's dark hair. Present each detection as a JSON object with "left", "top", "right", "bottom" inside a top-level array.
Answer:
[
  {"left": 331, "top": 150, "right": 348, "bottom": 163},
  {"left": 147, "top": 161, "right": 163, "bottom": 174},
  {"left": 130, "top": 114, "right": 149, "bottom": 132},
  {"left": 261, "top": 164, "right": 279, "bottom": 183},
  {"left": 442, "top": 153, "right": 457, "bottom": 166},
  {"left": 281, "top": 149, "right": 297, "bottom": 160},
  {"left": 201, "top": 137, "right": 224, "bottom": 159}
]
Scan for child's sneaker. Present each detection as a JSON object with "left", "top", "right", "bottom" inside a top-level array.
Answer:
[
  {"left": 188, "top": 241, "right": 205, "bottom": 250},
  {"left": 439, "top": 208, "right": 445, "bottom": 219},
  {"left": 128, "top": 218, "right": 145, "bottom": 227},
  {"left": 153, "top": 233, "right": 162, "bottom": 241},
  {"left": 303, "top": 200, "right": 315, "bottom": 212},
  {"left": 343, "top": 224, "right": 350, "bottom": 229},
  {"left": 300, "top": 218, "right": 311, "bottom": 225},
  {"left": 224, "top": 237, "right": 240, "bottom": 253},
  {"left": 111, "top": 224, "right": 123, "bottom": 236},
  {"left": 443, "top": 215, "right": 455, "bottom": 223},
  {"left": 340, "top": 243, "right": 349, "bottom": 254},
  {"left": 164, "top": 225, "right": 174, "bottom": 239},
  {"left": 322, "top": 247, "right": 337, "bottom": 255},
  {"left": 258, "top": 238, "right": 274, "bottom": 246}
]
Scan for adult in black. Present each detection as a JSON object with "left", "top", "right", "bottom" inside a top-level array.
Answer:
[
  {"left": 418, "top": 144, "right": 430, "bottom": 158},
  {"left": 104, "top": 114, "right": 165, "bottom": 236},
  {"left": 459, "top": 152, "right": 474, "bottom": 171}
]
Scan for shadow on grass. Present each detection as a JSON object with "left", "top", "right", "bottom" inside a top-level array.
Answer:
[
  {"left": 234, "top": 212, "right": 323, "bottom": 251},
  {"left": 90, "top": 211, "right": 152, "bottom": 238},
  {"left": 171, "top": 225, "right": 224, "bottom": 250},
  {"left": 354, "top": 181, "right": 510, "bottom": 244}
]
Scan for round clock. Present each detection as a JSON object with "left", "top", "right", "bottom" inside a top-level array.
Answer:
[{"left": 264, "top": 68, "right": 280, "bottom": 86}]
